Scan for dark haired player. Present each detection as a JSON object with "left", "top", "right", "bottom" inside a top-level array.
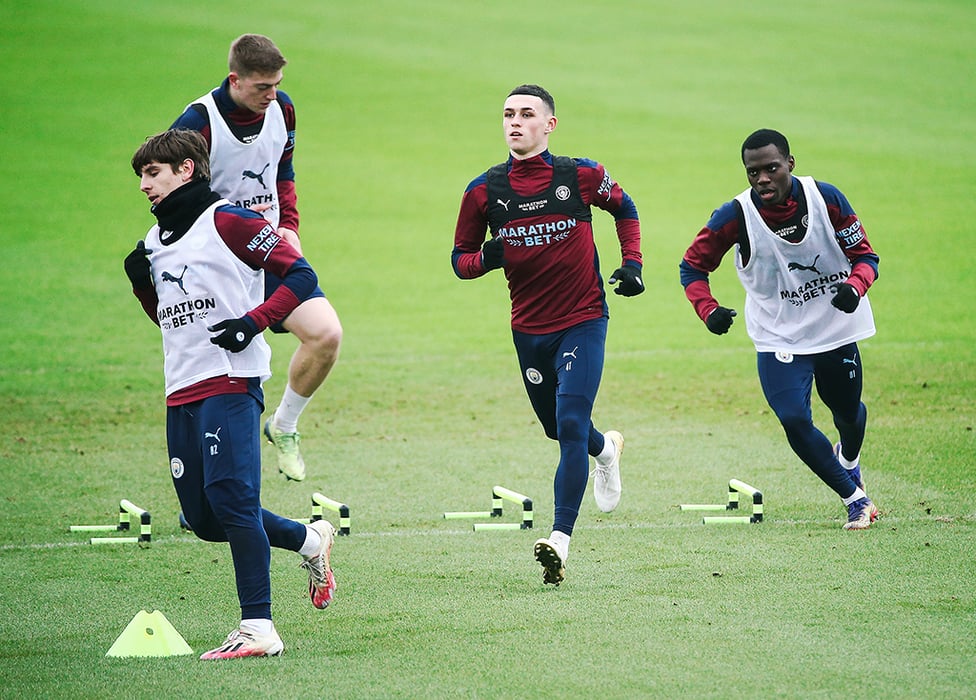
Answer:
[
  {"left": 452, "top": 84, "right": 645, "bottom": 584},
  {"left": 125, "top": 129, "right": 338, "bottom": 659},
  {"left": 680, "top": 128, "right": 880, "bottom": 530}
]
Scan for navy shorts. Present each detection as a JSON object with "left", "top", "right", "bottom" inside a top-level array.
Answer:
[{"left": 264, "top": 272, "right": 326, "bottom": 334}]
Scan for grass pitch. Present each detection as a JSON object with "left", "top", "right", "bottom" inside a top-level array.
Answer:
[{"left": 2, "top": 0, "right": 974, "bottom": 698}]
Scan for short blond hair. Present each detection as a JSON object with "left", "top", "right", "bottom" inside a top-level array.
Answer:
[{"left": 228, "top": 34, "right": 287, "bottom": 77}]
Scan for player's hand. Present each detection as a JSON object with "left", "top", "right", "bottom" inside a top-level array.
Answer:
[
  {"left": 124, "top": 240, "right": 153, "bottom": 290},
  {"left": 608, "top": 264, "right": 644, "bottom": 296},
  {"left": 481, "top": 236, "right": 504, "bottom": 271},
  {"left": 208, "top": 317, "right": 259, "bottom": 353},
  {"left": 706, "top": 306, "right": 737, "bottom": 335},
  {"left": 830, "top": 283, "right": 860, "bottom": 313},
  {"left": 277, "top": 226, "right": 303, "bottom": 256}
]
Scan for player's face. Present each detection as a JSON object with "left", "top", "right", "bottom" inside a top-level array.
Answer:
[
  {"left": 743, "top": 144, "right": 795, "bottom": 206},
  {"left": 139, "top": 160, "right": 193, "bottom": 207},
  {"left": 503, "top": 95, "right": 556, "bottom": 159},
  {"left": 228, "top": 70, "right": 283, "bottom": 114}
]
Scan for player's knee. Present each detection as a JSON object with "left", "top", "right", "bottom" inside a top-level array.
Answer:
[
  {"left": 185, "top": 514, "right": 225, "bottom": 542},
  {"left": 290, "top": 308, "right": 343, "bottom": 355},
  {"left": 314, "top": 316, "right": 343, "bottom": 353},
  {"left": 556, "top": 396, "right": 591, "bottom": 444},
  {"left": 303, "top": 324, "right": 342, "bottom": 368},
  {"left": 776, "top": 408, "right": 813, "bottom": 434},
  {"left": 831, "top": 403, "right": 863, "bottom": 426},
  {"left": 556, "top": 414, "right": 588, "bottom": 445},
  {"left": 204, "top": 479, "right": 260, "bottom": 527}
]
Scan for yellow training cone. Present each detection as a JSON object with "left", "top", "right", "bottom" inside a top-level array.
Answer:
[{"left": 105, "top": 610, "right": 193, "bottom": 657}]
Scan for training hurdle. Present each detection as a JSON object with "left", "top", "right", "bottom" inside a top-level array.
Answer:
[
  {"left": 311, "top": 492, "right": 351, "bottom": 535},
  {"left": 444, "top": 485, "right": 533, "bottom": 531},
  {"left": 70, "top": 499, "right": 152, "bottom": 544},
  {"left": 680, "top": 479, "right": 763, "bottom": 524}
]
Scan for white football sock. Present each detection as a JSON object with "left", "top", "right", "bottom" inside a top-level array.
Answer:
[
  {"left": 273, "top": 385, "right": 311, "bottom": 433},
  {"left": 240, "top": 618, "right": 274, "bottom": 637},
  {"left": 842, "top": 487, "right": 867, "bottom": 505},
  {"left": 298, "top": 524, "right": 323, "bottom": 557},
  {"left": 548, "top": 530, "right": 570, "bottom": 562},
  {"left": 595, "top": 434, "right": 616, "bottom": 465}
]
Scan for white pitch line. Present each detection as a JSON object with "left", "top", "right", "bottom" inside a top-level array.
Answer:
[{"left": 3, "top": 515, "right": 913, "bottom": 553}]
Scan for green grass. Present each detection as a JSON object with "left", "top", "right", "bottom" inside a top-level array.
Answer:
[{"left": 2, "top": 0, "right": 974, "bottom": 697}]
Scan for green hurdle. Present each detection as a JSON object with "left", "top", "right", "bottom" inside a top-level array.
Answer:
[
  {"left": 70, "top": 499, "right": 152, "bottom": 543},
  {"left": 311, "top": 492, "right": 351, "bottom": 535},
  {"left": 681, "top": 479, "right": 763, "bottom": 524},
  {"left": 444, "top": 484, "right": 533, "bottom": 530}
]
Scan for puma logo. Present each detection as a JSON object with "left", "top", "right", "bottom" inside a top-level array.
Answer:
[
  {"left": 788, "top": 254, "right": 821, "bottom": 274},
  {"left": 562, "top": 346, "right": 578, "bottom": 372},
  {"left": 205, "top": 426, "right": 222, "bottom": 456},
  {"left": 497, "top": 199, "right": 511, "bottom": 211},
  {"left": 161, "top": 266, "right": 188, "bottom": 295},
  {"left": 242, "top": 163, "right": 271, "bottom": 189}
]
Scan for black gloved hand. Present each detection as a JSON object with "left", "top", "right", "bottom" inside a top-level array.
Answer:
[
  {"left": 706, "top": 306, "right": 737, "bottom": 335},
  {"left": 608, "top": 264, "right": 644, "bottom": 297},
  {"left": 124, "top": 240, "right": 153, "bottom": 290},
  {"left": 208, "top": 317, "right": 259, "bottom": 353},
  {"left": 831, "top": 283, "right": 860, "bottom": 313},
  {"left": 481, "top": 236, "right": 505, "bottom": 271}
]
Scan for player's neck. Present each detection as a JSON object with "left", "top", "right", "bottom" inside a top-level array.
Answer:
[
  {"left": 510, "top": 149, "right": 549, "bottom": 163},
  {"left": 511, "top": 145, "right": 549, "bottom": 160}
]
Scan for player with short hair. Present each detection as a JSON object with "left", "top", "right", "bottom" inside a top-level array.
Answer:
[
  {"left": 452, "top": 84, "right": 645, "bottom": 585},
  {"left": 171, "top": 33, "right": 342, "bottom": 482},
  {"left": 125, "top": 128, "right": 338, "bottom": 660},
  {"left": 680, "top": 128, "right": 880, "bottom": 530}
]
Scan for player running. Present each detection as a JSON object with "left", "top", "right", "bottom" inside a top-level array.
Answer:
[
  {"left": 452, "top": 85, "right": 645, "bottom": 584},
  {"left": 171, "top": 34, "right": 342, "bottom": 482},
  {"left": 125, "top": 129, "right": 338, "bottom": 659},
  {"left": 680, "top": 128, "right": 881, "bottom": 530}
]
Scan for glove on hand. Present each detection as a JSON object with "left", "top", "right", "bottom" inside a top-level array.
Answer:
[
  {"left": 830, "top": 283, "right": 860, "bottom": 313},
  {"left": 706, "top": 306, "right": 737, "bottom": 335},
  {"left": 481, "top": 236, "right": 505, "bottom": 271},
  {"left": 209, "top": 317, "right": 259, "bottom": 353},
  {"left": 124, "top": 240, "right": 153, "bottom": 290},
  {"left": 608, "top": 264, "right": 645, "bottom": 297}
]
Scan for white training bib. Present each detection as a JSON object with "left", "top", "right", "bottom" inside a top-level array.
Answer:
[
  {"left": 192, "top": 92, "right": 287, "bottom": 228},
  {"left": 735, "top": 176, "right": 875, "bottom": 354},
  {"left": 146, "top": 200, "right": 272, "bottom": 396}
]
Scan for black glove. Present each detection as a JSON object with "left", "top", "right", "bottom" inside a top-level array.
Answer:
[
  {"left": 706, "top": 306, "right": 737, "bottom": 335},
  {"left": 481, "top": 236, "right": 504, "bottom": 271},
  {"left": 608, "top": 264, "right": 644, "bottom": 297},
  {"left": 124, "top": 240, "right": 153, "bottom": 290},
  {"left": 208, "top": 317, "right": 259, "bottom": 353},
  {"left": 831, "top": 283, "right": 860, "bottom": 313}
]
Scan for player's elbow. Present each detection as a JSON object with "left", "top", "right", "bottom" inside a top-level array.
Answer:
[{"left": 679, "top": 259, "right": 708, "bottom": 288}]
